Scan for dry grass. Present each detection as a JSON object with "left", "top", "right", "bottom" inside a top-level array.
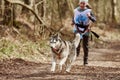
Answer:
[
  {"left": 0, "top": 20, "right": 120, "bottom": 63},
  {"left": 92, "top": 26, "right": 120, "bottom": 42},
  {"left": 0, "top": 37, "right": 51, "bottom": 63}
]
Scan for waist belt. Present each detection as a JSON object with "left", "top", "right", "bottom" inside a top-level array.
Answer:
[
  {"left": 75, "top": 24, "right": 89, "bottom": 33},
  {"left": 75, "top": 23, "right": 89, "bottom": 28}
]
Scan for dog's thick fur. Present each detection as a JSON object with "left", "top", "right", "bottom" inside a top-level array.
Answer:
[{"left": 50, "top": 33, "right": 80, "bottom": 72}]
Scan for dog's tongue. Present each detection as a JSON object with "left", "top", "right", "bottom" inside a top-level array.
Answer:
[{"left": 53, "top": 48, "right": 59, "bottom": 51}]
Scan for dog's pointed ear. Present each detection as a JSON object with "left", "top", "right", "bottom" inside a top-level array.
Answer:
[
  {"left": 56, "top": 33, "right": 59, "bottom": 37},
  {"left": 49, "top": 31, "right": 56, "bottom": 37},
  {"left": 55, "top": 33, "right": 61, "bottom": 39}
]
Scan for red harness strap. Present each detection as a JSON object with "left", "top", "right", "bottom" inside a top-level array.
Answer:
[{"left": 52, "top": 48, "right": 63, "bottom": 59}]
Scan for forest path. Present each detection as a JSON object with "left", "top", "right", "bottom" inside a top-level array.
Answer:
[{"left": 0, "top": 42, "right": 120, "bottom": 80}]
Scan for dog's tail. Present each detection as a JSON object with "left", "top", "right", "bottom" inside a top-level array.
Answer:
[{"left": 73, "top": 33, "right": 80, "bottom": 48}]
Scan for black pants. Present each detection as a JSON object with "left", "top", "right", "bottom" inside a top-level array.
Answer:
[{"left": 77, "top": 35, "right": 89, "bottom": 65}]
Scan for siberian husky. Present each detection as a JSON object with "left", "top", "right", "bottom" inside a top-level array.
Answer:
[{"left": 49, "top": 33, "right": 80, "bottom": 72}]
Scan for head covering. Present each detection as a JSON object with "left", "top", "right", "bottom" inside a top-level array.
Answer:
[{"left": 79, "top": 0, "right": 88, "bottom": 3}]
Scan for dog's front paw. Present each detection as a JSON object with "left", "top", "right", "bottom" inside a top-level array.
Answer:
[
  {"left": 66, "top": 70, "right": 70, "bottom": 73},
  {"left": 66, "top": 68, "right": 71, "bottom": 73},
  {"left": 51, "top": 68, "right": 55, "bottom": 72}
]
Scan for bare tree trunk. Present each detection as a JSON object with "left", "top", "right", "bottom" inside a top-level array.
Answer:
[
  {"left": 29, "top": 0, "right": 35, "bottom": 22},
  {"left": 111, "top": 0, "right": 117, "bottom": 24},
  {"left": 66, "top": 0, "right": 74, "bottom": 16},
  {"left": 3, "top": 0, "right": 13, "bottom": 26},
  {"left": 57, "top": 0, "right": 63, "bottom": 27},
  {"left": 43, "top": 0, "right": 46, "bottom": 19},
  {"left": 1, "top": 0, "right": 5, "bottom": 17},
  {"left": 6, "top": 0, "right": 46, "bottom": 25},
  {"left": 29, "top": 0, "right": 34, "bottom": 7}
]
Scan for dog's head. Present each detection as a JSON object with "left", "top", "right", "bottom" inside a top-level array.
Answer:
[{"left": 49, "top": 33, "right": 62, "bottom": 49}]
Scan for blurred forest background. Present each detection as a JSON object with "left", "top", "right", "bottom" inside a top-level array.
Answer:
[{"left": 0, "top": 0, "right": 120, "bottom": 61}]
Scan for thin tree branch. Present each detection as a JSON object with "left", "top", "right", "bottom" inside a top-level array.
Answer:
[
  {"left": 34, "top": 1, "right": 44, "bottom": 15},
  {"left": 15, "top": 18, "right": 34, "bottom": 30},
  {"left": 35, "top": 1, "right": 43, "bottom": 7},
  {"left": 5, "top": 0, "right": 46, "bottom": 26},
  {"left": 34, "top": 0, "right": 44, "bottom": 15}
]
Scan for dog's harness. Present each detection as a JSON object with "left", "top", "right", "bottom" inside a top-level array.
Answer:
[{"left": 51, "top": 41, "right": 66, "bottom": 59}]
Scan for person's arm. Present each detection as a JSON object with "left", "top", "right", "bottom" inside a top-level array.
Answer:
[
  {"left": 88, "top": 12, "right": 96, "bottom": 22},
  {"left": 71, "top": 17, "right": 75, "bottom": 25},
  {"left": 83, "top": 12, "right": 96, "bottom": 34}
]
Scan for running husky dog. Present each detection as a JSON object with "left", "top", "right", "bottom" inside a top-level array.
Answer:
[{"left": 50, "top": 33, "right": 80, "bottom": 72}]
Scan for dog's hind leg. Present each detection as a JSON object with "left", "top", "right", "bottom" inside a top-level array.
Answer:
[
  {"left": 66, "top": 64, "right": 72, "bottom": 72},
  {"left": 66, "top": 45, "right": 77, "bottom": 72},
  {"left": 65, "top": 59, "right": 71, "bottom": 72},
  {"left": 66, "top": 55, "right": 76, "bottom": 72},
  {"left": 73, "top": 33, "right": 80, "bottom": 48}
]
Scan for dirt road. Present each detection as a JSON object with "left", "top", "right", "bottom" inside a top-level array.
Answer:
[{"left": 0, "top": 42, "right": 120, "bottom": 80}]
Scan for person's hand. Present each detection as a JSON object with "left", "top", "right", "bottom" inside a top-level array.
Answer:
[
  {"left": 87, "top": 28, "right": 91, "bottom": 32},
  {"left": 87, "top": 12, "right": 91, "bottom": 18}
]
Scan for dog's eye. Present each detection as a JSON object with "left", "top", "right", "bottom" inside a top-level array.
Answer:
[
  {"left": 50, "top": 39, "right": 56, "bottom": 43},
  {"left": 56, "top": 39, "right": 59, "bottom": 41},
  {"left": 50, "top": 39, "right": 53, "bottom": 43},
  {"left": 54, "top": 39, "right": 57, "bottom": 43}
]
